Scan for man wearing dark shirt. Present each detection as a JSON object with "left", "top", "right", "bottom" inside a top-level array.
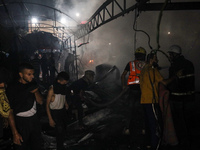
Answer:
[
  {"left": 167, "top": 45, "right": 195, "bottom": 149},
  {"left": 69, "top": 70, "right": 95, "bottom": 129},
  {"left": 7, "top": 63, "right": 43, "bottom": 150}
]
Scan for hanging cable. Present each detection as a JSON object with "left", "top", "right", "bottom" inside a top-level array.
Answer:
[
  {"left": 156, "top": 0, "right": 168, "bottom": 50},
  {"left": 133, "top": 6, "right": 153, "bottom": 50},
  {"left": 134, "top": 8, "right": 137, "bottom": 52}
]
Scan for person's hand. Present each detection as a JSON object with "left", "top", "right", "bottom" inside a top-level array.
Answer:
[
  {"left": 49, "top": 119, "right": 56, "bottom": 127},
  {"left": 13, "top": 132, "right": 23, "bottom": 145},
  {"left": 30, "top": 87, "right": 39, "bottom": 93},
  {"left": 65, "top": 103, "right": 69, "bottom": 110}
]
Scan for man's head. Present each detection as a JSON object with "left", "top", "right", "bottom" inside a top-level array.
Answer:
[
  {"left": 18, "top": 63, "right": 35, "bottom": 84},
  {"left": 168, "top": 45, "right": 182, "bottom": 62},
  {"left": 147, "top": 51, "right": 158, "bottom": 67},
  {"left": 135, "top": 47, "right": 146, "bottom": 61},
  {"left": 56, "top": 71, "right": 70, "bottom": 85},
  {"left": 83, "top": 70, "right": 95, "bottom": 84}
]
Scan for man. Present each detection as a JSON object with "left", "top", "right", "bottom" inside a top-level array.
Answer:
[
  {"left": 140, "top": 51, "right": 184, "bottom": 150},
  {"left": 41, "top": 53, "right": 49, "bottom": 84},
  {"left": 121, "top": 47, "right": 146, "bottom": 90},
  {"left": 7, "top": 62, "right": 43, "bottom": 150},
  {"left": 121, "top": 47, "right": 146, "bottom": 149},
  {"left": 140, "top": 52, "right": 165, "bottom": 150},
  {"left": 46, "top": 71, "right": 69, "bottom": 150},
  {"left": 167, "top": 45, "right": 195, "bottom": 149},
  {"left": 47, "top": 54, "right": 56, "bottom": 85},
  {"left": 69, "top": 70, "right": 95, "bottom": 129}
]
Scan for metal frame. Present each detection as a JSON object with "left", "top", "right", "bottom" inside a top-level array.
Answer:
[{"left": 74, "top": 0, "right": 200, "bottom": 40}]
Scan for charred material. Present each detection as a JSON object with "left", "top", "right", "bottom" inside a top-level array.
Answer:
[{"left": 41, "top": 64, "right": 132, "bottom": 150}]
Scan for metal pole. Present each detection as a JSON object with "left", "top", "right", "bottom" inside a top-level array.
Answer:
[{"left": 74, "top": 38, "right": 78, "bottom": 80}]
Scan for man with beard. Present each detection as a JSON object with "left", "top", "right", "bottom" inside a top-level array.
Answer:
[
  {"left": 46, "top": 71, "right": 69, "bottom": 150},
  {"left": 7, "top": 63, "right": 43, "bottom": 150}
]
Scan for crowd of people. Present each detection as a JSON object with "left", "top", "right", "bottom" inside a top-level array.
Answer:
[
  {"left": 0, "top": 58, "right": 95, "bottom": 150},
  {"left": 29, "top": 53, "right": 56, "bottom": 86},
  {"left": 0, "top": 44, "right": 196, "bottom": 150},
  {"left": 121, "top": 45, "right": 196, "bottom": 150}
]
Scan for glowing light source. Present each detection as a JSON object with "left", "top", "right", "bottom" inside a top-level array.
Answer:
[
  {"left": 89, "top": 60, "right": 94, "bottom": 63},
  {"left": 76, "top": 13, "right": 80, "bottom": 17},
  {"left": 31, "top": 17, "right": 38, "bottom": 24},
  {"left": 60, "top": 18, "right": 66, "bottom": 24},
  {"left": 168, "top": 31, "right": 171, "bottom": 35},
  {"left": 80, "top": 21, "right": 87, "bottom": 24}
]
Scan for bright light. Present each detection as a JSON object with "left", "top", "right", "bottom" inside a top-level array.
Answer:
[
  {"left": 31, "top": 17, "right": 38, "bottom": 24},
  {"left": 168, "top": 31, "right": 171, "bottom": 35},
  {"left": 76, "top": 13, "right": 80, "bottom": 17},
  {"left": 109, "top": 43, "right": 111, "bottom": 45},
  {"left": 60, "top": 18, "right": 66, "bottom": 24},
  {"left": 89, "top": 60, "right": 94, "bottom": 63}
]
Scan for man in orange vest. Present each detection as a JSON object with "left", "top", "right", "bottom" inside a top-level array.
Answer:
[{"left": 121, "top": 47, "right": 146, "bottom": 150}]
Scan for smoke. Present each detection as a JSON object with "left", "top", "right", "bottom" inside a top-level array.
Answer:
[
  {"left": 31, "top": 0, "right": 200, "bottom": 92},
  {"left": 74, "top": 2, "right": 200, "bottom": 93},
  {"left": 54, "top": 0, "right": 105, "bottom": 23}
]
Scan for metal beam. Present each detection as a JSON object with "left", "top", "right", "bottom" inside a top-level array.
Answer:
[
  {"left": 74, "top": 0, "right": 149, "bottom": 40},
  {"left": 74, "top": 1, "right": 200, "bottom": 40}
]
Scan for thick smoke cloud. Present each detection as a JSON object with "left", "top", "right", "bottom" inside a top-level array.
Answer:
[
  {"left": 68, "top": 0, "right": 200, "bottom": 93},
  {"left": 21, "top": 0, "right": 200, "bottom": 93}
]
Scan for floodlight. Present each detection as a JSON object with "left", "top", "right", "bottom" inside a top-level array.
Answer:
[{"left": 31, "top": 17, "right": 38, "bottom": 24}]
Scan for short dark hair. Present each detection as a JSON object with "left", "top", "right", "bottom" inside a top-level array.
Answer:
[
  {"left": 84, "top": 70, "right": 95, "bottom": 76},
  {"left": 56, "top": 71, "right": 69, "bottom": 81},
  {"left": 18, "top": 62, "right": 34, "bottom": 72}
]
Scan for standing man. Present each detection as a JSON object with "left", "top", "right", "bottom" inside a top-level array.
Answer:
[
  {"left": 7, "top": 62, "right": 43, "bottom": 150},
  {"left": 69, "top": 70, "right": 95, "bottom": 129},
  {"left": 121, "top": 47, "right": 146, "bottom": 149},
  {"left": 167, "top": 45, "right": 195, "bottom": 149},
  {"left": 140, "top": 52, "right": 165, "bottom": 150},
  {"left": 48, "top": 54, "right": 56, "bottom": 85},
  {"left": 41, "top": 53, "right": 49, "bottom": 84},
  {"left": 46, "top": 71, "right": 69, "bottom": 150},
  {"left": 140, "top": 51, "right": 183, "bottom": 150}
]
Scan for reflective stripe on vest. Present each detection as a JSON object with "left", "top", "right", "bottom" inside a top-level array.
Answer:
[
  {"left": 178, "top": 74, "right": 194, "bottom": 79},
  {"left": 171, "top": 91, "right": 195, "bottom": 96},
  {"left": 127, "top": 60, "right": 145, "bottom": 85}
]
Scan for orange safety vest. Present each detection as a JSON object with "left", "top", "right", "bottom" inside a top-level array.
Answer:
[{"left": 127, "top": 60, "right": 145, "bottom": 85}]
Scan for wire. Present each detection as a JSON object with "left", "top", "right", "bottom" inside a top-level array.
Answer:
[
  {"left": 156, "top": 0, "right": 168, "bottom": 50},
  {"left": 133, "top": 7, "right": 153, "bottom": 50}
]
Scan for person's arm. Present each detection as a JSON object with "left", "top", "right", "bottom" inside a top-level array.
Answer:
[
  {"left": 65, "top": 101, "right": 69, "bottom": 110},
  {"left": 160, "top": 69, "right": 183, "bottom": 86},
  {"left": 30, "top": 88, "right": 43, "bottom": 105},
  {"left": 121, "top": 70, "right": 128, "bottom": 89},
  {"left": 161, "top": 76, "right": 177, "bottom": 86},
  {"left": 8, "top": 109, "right": 23, "bottom": 145},
  {"left": 46, "top": 87, "right": 56, "bottom": 127}
]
